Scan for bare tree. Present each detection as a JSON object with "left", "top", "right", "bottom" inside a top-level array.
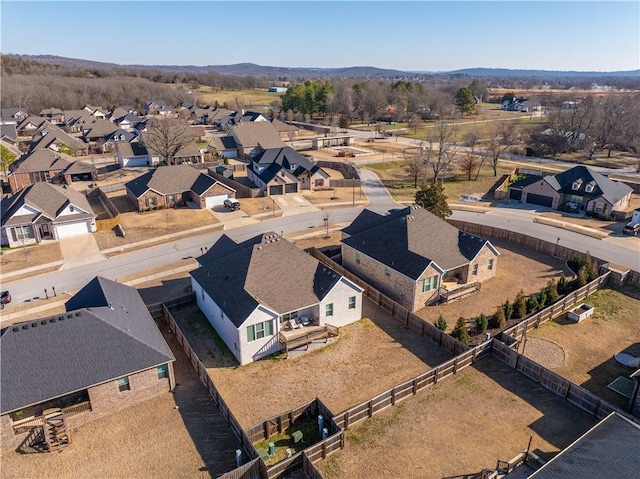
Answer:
[
  {"left": 425, "top": 119, "right": 457, "bottom": 182},
  {"left": 321, "top": 209, "right": 332, "bottom": 238},
  {"left": 407, "top": 113, "right": 422, "bottom": 134},
  {"left": 232, "top": 95, "right": 246, "bottom": 111},
  {"left": 404, "top": 155, "right": 426, "bottom": 188},
  {"left": 143, "top": 117, "right": 193, "bottom": 165},
  {"left": 164, "top": 207, "right": 175, "bottom": 229},
  {"left": 590, "top": 94, "right": 629, "bottom": 158},
  {"left": 459, "top": 131, "right": 480, "bottom": 180},
  {"left": 487, "top": 122, "right": 518, "bottom": 176}
]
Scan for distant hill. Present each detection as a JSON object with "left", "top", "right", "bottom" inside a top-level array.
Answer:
[{"left": 5, "top": 54, "right": 640, "bottom": 79}]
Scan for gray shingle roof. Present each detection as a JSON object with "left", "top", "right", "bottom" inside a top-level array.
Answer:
[
  {"left": 0, "top": 277, "right": 174, "bottom": 414},
  {"left": 1, "top": 182, "right": 95, "bottom": 227},
  {"left": 250, "top": 147, "right": 325, "bottom": 183},
  {"left": 209, "top": 136, "right": 238, "bottom": 151},
  {"left": 230, "top": 122, "right": 285, "bottom": 149},
  {"left": 1, "top": 123, "right": 17, "bottom": 142},
  {"left": 529, "top": 413, "right": 640, "bottom": 479},
  {"left": 116, "top": 142, "right": 149, "bottom": 158},
  {"left": 343, "top": 207, "right": 497, "bottom": 278},
  {"left": 10, "top": 149, "right": 73, "bottom": 174},
  {"left": 125, "top": 165, "right": 227, "bottom": 198},
  {"left": 551, "top": 165, "right": 632, "bottom": 205},
  {"left": 30, "top": 124, "right": 87, "bottom": 152},
  {"left": 191, "top": 233, "right": 344, "bottom": 327}
]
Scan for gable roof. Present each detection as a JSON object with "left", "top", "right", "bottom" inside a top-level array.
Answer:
[
  {"left": 529, "top": 413, "right": 640, "bottom": 479},
  {"left": 0, "top": 277, "right": 174, "bottom": 414},
  {"left": 116, "top": 141, "right": 149, "bottom": 158},
  {"left": 1, "top": 123, "right": 18, "bottom": 142},
  {"left": 209, "top": 135, "right": 238, "bottom": 151},
  {"left": 83, "top": 119, "right": 118, "bottom": 139},
  {"left": 271, "top": 119, "right": 298, "bottom": 133},
  {"left": 125, "top": 165, "right": 227, "bottom": 198},
  {"left": 343, "top": 207, "right": 498, "bottom": 279},
  {"left": 30, "top": 123, "right": 87, "bottom": 153},
  {"left": 1, "top": 182, "right": 95, "bottom": 227},
  {"left": 192, "top": 233, "right": 348, "bottom": 327},
  {"left": 549, "top": 165, "right": 632, "bottom": 205},
  {"left": 10, "top": 149, "right": 73, "bottom": 174},
  {"left": 230, "top": 122, "right": 285, "bottom": 150},
  {"left": 250, "top": 147, "right": 327, "bottom": 183},
  {"left": 17, "top": 116, "right": 47, "bottom": 132}
]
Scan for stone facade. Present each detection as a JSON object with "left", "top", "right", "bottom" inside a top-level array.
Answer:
[
  {"left": 0, "top": 363, "right": 174, "bottom": 453},
  {"left": 467, "top": 244, "right": 498, "bottom": 284}
]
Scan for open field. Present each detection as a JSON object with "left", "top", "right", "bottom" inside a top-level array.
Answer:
[
  {"left": 414, "top": 240, "right": 571, "bottom": 337},
  {"left": 169, "top": 299, "right": 453, "bottom": 427},
  {"left": 1, "top": 329, "right": 240, "bottom": 479},
  {"left": 317, "top": 356, "right": 598, "bottom": 479},
  {"left": 191, "top": 86, "right": 283, "bottom": 108},
  {"left": 526, "top": 286, "right": 640, "bottom": 410}
]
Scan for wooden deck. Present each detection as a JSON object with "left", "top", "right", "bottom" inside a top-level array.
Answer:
[{"left": 278, "top": 325, "right": 339, "bottom": 358}]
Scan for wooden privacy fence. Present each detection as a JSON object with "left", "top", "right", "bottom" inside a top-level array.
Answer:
[
  {"left": 492, "top": 340, "right": 630, "bottom": 421},
  {"left": 332, "top": 340, "right": 493, "bottom": 431},
  {"left": 159, "top": 303, "right": 258, "bottom": 464},
  {"left": 308, "top": 248, "right": 469, "bottom": 357},
  {"left": 501, "top": 272, "right": 610, "bottom": 344},
  {"left": 209, "top": 169, "right": 262, "bottom": 198},
  {"left": 218, "top": 458, "right": 261, "bottom": 479},
  {"left": 328, "top": 178, "right": 361, "bottom": 188}
]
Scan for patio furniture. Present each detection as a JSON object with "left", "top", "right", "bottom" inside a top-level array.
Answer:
[
  {"left": 292, "top": 430, "right": 303, "bottom": 444},
  {"left": 299, "top": 315, "right": 310, "bottom": 326}
]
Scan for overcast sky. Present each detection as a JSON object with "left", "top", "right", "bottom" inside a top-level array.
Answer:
[{"left": 2, "top": 1, "right": 639, "bottom": 72}]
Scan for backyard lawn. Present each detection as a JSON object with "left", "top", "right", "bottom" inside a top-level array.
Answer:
[
  {"left": 525, "top": 286, "right": 640, "bottom": 410},
  {"left": 317, "top": 356, "right": 598, "bottom": 479}
]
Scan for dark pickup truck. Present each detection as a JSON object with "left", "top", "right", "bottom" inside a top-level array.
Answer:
[{"left": 0, "top": 291, "right": 11, "bottom": 309}]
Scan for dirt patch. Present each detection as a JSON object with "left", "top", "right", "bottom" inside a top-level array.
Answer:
[
  {"left": 301, "top": 187, "right": 366, "bottom": 205},
  {"left": 522, "top": 337, "right": 566, "bottom": 368},
  {"left": 317, "top": 357, "right": 598, "bottom": 479},
  {"left": 414, "top": 240, "right": 570, "bottom": 334},
  {"left": 527, "top": 286, "right": 640, "bottom": 409},
  {"left": 0, "top": 328, "right": 240, "bottom": 479},
  {"left": 237, "top": 196, "right": 282, "bottom": 216},
  {"left": 0, "top": 242, "right": 63, "bottom": 274},
  {"left": 94, "top": 203, "right": 218, "bottom": 250},
  {"left": 169, "top": 299, "right": 453, "bottom": 428}
]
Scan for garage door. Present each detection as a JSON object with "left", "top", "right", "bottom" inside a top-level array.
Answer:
[
  {"left": 56, "top": 222, "right": 90, "bottom": 238},
  {"left": 526, "top": 193, "right": 553, "bottom": 208},
  {"left": 205, "top": 194, "right": 229, "bottom": 208},
  {"left": 269, "top": 185, "right": 283, "bottom": 196},
  {"left": 285, "top": 183, "right": 298, "bottom": 194},
  {"left": 509, "top": 189, "right": 522, "bottom": 200}
]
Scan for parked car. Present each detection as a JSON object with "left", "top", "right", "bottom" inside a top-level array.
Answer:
[
  {"left": 223, "top": 198, "right": 241, "bottom": 211},
  {"left": 1, "top": 291, "right": 11, "bottom": 309},
  {"left": 622, "top": 222, "right": 640, "bottom": 236},
  {"left": 565, "top": 201, "right": 580, "bottom": 213}
]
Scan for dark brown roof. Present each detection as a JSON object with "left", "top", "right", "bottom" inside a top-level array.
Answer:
[
  {"left": 125, "top": 165, "right": 230, "bottom": 198},
  {"left": 10, "top": 149, "right": 73, "bottom": 174},
  {"left": 230, "top": 122, "right": 285, "bottom": 149}
]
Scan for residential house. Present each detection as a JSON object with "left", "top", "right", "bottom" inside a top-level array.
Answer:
[
  {"left": 190, "top": 233, "right": 364, "bottom": 365},
  {"left": 39, "top": 108, "right": 65, "bottom": 125},
  {"left": 219, "top": 110, "right": 268, "bottom": 131},
  {"left": 63, "top": 110, "right": 95, "bottom": 133},
  {"left": 82, "top": 119, "right": 119, "bottom": 153},
  {"left": 1, "top": 108, "right": 29, "bottom": 124},
  {"left": 271, "top": 118, "right": 299, "bottom": 140},
  {"left": 247, "top": 146, "right": 330, "bottom": 195},
  {"left": 144, "top": 100, "right": 169, "bottom": 116},
  {"left": 30, "top": 123, "right": 89, "bottom": 157},
  {"left": 228, "top": 122, "right": 285, "bottom": 159},
  {"left": 0, "top": 277, "right": 175, "bottom": 453},
  {"left": 125, "top": 164, "right": 235, "bottom": 211},
  {"left": 516, "top": 165, "right": 632, "bottom": 216},
  {"left": 1, "top": 182, "right": 97, "bottom": 247},
  {"left": 111, "top": 111, "right": 144, "bottom": 131},
  {"left": 104, "top": 129, "right": 137, "bottom": 152},
  {"left": 208, "top": 135, "right": 239, "bottom": 159},
  {"left": 82, "top": 104, "right": 107, "bottom": 119},
  {"left": 528, "top": 412, "right": 640, "bottom": 479},
  {"left": 7, "top": 149, "right": 96, "bottom": 191},
  {"left": 203, "top": 107, "right": 234, "bottom": 127},
  {"left": 16, "top": 116, "right": 48, "bottom": 138},
  {"left": 115, "top": 142, "right": 157, "bottom": 168},
  {"left": 1, "top": 123, "right": 18, "bottom": 145},
  {"left": 500, "top": 98, "right": 541, "bottom": 112},
  {"left": 341, "top": 206, "right": 499, "bottom": 312}
]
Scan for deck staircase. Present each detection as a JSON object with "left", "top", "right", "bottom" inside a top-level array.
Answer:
[{"left": 42, "top": 408, "right": 70, "bottom": 452}]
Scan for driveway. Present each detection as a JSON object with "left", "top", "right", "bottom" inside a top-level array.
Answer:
[
  {"left": 356, "top": 167, "right": 399, "bottom": 213},
  {"left": 59, "top": 234, "right": 104, "bottom": 269},
  {"left": 209, "top": 205, "right": 259, "bottom": 230},
  {"left": 274, "top": 194, "right": 321, "bottom": 217}
]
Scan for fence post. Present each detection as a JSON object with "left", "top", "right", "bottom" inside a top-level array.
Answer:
[
  {"left": 413, "top": 378, "right": 418, "bottom": 395},
  {"left": 369, "top": 401, "right": 373, "bottom": 417},
  {"left": 391, "top": 389, "right": 396, "bottom": 406},
  {"left": 344, "top": 411, "right": 350, "bottom": 429}
]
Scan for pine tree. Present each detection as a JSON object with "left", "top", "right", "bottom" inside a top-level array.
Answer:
[
  {"left": 475, "top": 313, "right": 488, "bottom": 334},
  {"left": 514, "top": 291, "right": 527, "bottom": 319},
  {"left": 492, "top": 307, "right": 506, "bottom": 329},
  {"left": 576, "top": 265, "right": 588, "bottom": 288},
  {"left": 527, "top": 295, "right": 539, "bottom": 314},
  {"left": 414, "top": 182, "right": 452, "bottom": 219},
  {"left": 504, "top": 300, "right": 514, "bottom": 320},
  {"left": 434, "top": 315, "right": 447, "bottom": 331},
  {"left": 451, "top": 317, "right": 470, "bottom": 344},
  {"left": 546, "top": 279, "right": 559, "bottom": 303},
  {"left": 558, "top": 272, "right": 567, "bottom": 293}
]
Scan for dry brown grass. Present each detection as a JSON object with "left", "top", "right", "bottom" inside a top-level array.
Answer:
[
  {"left": 527, "top": 286, "right": 640, "bottom": 409},
  {"left": 237, "top": 196, "right": 282, "bottom": 216},
  {"left": 1, "top": 242, "right": 63, "bottom": 273},
  {"left": 317, "top": 357, "right": 598, "bottom": 479},
  {"left": 169, "top": 299, "right": 453, "bottom": 428},
  {"left": 414, "top": 240, "right": 570, "bottom": 334},
  {"left": 301, "top": 187, "right": 366, "bottom": 205}
]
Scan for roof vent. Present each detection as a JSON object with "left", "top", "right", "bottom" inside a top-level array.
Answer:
[
  {"left": 67, "top": 314, "right": 73, "bottom": 319},
  {"left": 31, "top": 323, "right": 38, "bottom": 328},
  {"left": 12, "top": 327, "right": 19, "bottom": 332},
  {"left": 22, "top": 325, "right": 28, "bottom": 330},
  {"left": 41, "top": 321, "right": 47, "bottom": 325},
  {"left": 75, "top": 312, "right": 81, "bottom": 317},
  {"left": 58, "top": 316, "right": 65, "bottom": 321}
]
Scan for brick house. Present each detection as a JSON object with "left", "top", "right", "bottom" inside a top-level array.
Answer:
[
  {"left": 191, "top": 233, "right": 363, "bottom": 365},
  {"left": 125, "top": 164, "right": 235, "bottom": 211},
  {"left": 0, "top": 277, "right": 175, "bottom": 453},
  {"left": 341, "top": 206, "right": 499, "bottom": 312},
  {"left": 228, "top": 122, "right": 285, "bottom": 159}
]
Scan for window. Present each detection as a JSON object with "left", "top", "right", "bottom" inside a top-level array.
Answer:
[
  {"left": 69, "top": 205, "right": 75, "bottom": 212},
  {"left": 116, "top": 377, "right": 130, "bottom": 393},
  {"left": 281, "top": 311, "right": 298, "bottom": 324},
  {"left": 167, "top": 194, "right": 175, "bottom": 203},
  {"left": 472, "top": 264, "right": 479, "bottom": 276},
  {"left": 325, "top": 303, "right": 334, "bottom": 317},
  {"left": 146, "top": 197, "right": 157, "bottom": 207},
  {"left": 315, "top": 179, "right": 324, "bottom": 187},
  {"left": 594, "top": 202, "right": 604, "bottom": 214},
  {"left": 156, "top": 364, "right": 169, "bottom": 380},
  {"left": 13, "top": 226, "right": 33, "bottom": 242},
  {"left": 419, "top": 275, "right": 438, "bottom": 293},
  {"left": 246, "top": 320, "right": 274, "bottom": 342},
  {"left": 488, "top": 259, "right": 494, "bottom": 271},
  {"left": 348, "top": 296, "right": 356, "bottom": 309},
  {"left": 355, "top": 252, "right": 361, "bottom": 264},
  {"left": 572, "top": 179, "right": 583, "bottom": 191}
]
